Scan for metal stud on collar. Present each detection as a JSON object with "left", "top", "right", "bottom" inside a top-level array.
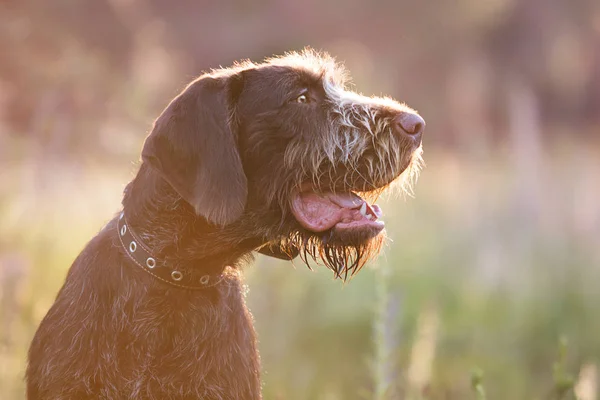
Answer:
[
  {"left": 129, "top": 241, "right": 137, "bottom": 253},
  {"left": 171, "top": 271, "right": 183, "bottom": 281},
  {"left": 200, "top": 275, "right": 210, "bottom": 285},
  {"left": 120, "top": 224, "right": 127, "bottom": 236},
  {"left": 146, "top": 257, "right": 156, "bottom": 269}
]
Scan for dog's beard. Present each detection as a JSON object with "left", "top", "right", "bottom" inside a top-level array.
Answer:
[
  {"left": 277, "top": 229, "right": 385, "bottom": 281},
  {"left": 259, "top": 121, "right": 422, "bottom": 280}
]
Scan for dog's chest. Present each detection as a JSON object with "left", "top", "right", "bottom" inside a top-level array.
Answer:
[{"left": 100, "top": 279, "right": 260, "bottom": 397}]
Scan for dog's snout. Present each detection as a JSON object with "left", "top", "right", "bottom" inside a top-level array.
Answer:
[{"left": 394, "top": 112, "right": 425, "bottom": 137}]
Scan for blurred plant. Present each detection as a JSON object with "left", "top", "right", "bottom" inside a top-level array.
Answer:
[
  {"left": 372, "top": 261, "right": 401, "bottom": 400},
  {"left": 470, "top": 368, "right": 487, "bottom": 400},
  {"left": 552, "top": 337, "right": 576, "bottom": 399},
  {"left": 406, "top": 302, "right": 439, "bottom": 400}
]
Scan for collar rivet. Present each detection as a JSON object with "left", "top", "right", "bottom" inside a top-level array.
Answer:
[
  {"left": 171, "top": 271, "right": 183, "bottom": 281},
  {"left": 146, "top": 257, "right": 156, "bottom": 269}
]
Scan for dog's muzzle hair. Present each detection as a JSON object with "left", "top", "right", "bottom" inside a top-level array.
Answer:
[{"left": 143, "top": 49, "right": 425, "bottom": 280}]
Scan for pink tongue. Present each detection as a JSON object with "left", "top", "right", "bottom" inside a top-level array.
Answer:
[
  {"left": 328, "top": 192, "right": 364, "bottom": 208},
  {"left": 291, "top": 192, "right": 372, "bottom": 232}
]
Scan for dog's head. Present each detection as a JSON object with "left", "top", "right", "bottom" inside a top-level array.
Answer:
[{"left": 142, "top": 49, "right": 424, "bottom": 279}]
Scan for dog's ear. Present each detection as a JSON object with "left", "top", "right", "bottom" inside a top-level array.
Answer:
[{"left": 142, "top": 74, "right": 247, "bottom": 226}]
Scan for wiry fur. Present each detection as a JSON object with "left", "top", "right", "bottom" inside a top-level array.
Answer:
[{"left": 26, "top": 49, "right": 424, "bottom": 399}]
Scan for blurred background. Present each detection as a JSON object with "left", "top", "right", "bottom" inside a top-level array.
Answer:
[{"left": 1, "top": 0, "right": 599, "bottom": 399}]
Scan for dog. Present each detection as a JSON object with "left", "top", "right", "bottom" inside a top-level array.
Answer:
[{"left": 26, "top": 49, "right": 424, "bottom": 399}]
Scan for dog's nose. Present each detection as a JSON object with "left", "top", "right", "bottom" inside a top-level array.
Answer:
[{"left": 394, "top": 112, "right": 425, "bottom": 137}]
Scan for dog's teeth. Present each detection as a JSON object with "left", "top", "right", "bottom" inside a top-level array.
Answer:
[
  {"left": 366, "top": 214, "right": 374, "bottom": 220},
  {"left": 359, "top": 202, "right": 367, "bottom": 216}
]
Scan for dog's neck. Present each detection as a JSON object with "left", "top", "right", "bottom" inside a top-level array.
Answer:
[{"left": 121, "top": 164, "right": 264, "bottom": 275}]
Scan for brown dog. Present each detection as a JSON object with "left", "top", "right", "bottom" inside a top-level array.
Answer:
[{"left": 26, "top": 49, "right": 424, "bottom": 399}]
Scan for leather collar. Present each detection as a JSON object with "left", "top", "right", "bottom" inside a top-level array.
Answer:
[{"left": 117, "top": 212, "right": 224, "bottom": 290}]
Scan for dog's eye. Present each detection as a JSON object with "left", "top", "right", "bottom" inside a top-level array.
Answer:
[{"left": 296, "top": 94, "right": 308, "bottom": 104}]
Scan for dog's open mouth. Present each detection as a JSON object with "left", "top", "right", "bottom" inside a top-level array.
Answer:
[{"left": 290, "top": 189, "right": 384, "bottom": 236}]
